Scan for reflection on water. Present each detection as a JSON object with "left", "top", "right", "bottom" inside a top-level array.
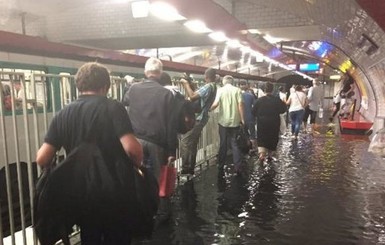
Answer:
[{"left": 135, "top": 135, "right": 385, "bottom": 245}]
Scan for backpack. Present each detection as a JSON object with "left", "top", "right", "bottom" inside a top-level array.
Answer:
[{"left": 173, "top": 93, "right": 196, "bottom": 134}]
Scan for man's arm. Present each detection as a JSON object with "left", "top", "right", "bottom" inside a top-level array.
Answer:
[
  {"left": 210, "top": 100, "right": 219, "bottom": 111},
  {"left": 307, "top": 87, "right": 313, "bottom": 102},
  {"left": 36, "top": 143, "right": 57, "bottom": 168},
  {"left": 180, "top": 78, "right": 200, "bottom": 101},
  {"left": 210, "top": 88, "right": 221, "bottom": 111},
  {"left": 286, "top": 96, "right": 292, "bottom": 105},
  {"left": 237, "top": 90, "right": 245, "bottom": 124},
  {"left": 120, "top": 133, "right": 143, "bottom": 167}
]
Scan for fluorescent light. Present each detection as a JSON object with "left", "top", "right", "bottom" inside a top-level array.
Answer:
[
  {"left": 227, "top": 39, "right": 241, "bottom": 48},
  {"left": 263, "top": 34, "right": 284, "bottom": 44},
  {"left": 150, "top": 2, "right": 186, "bottom": 21},
  {"left": 184, "top": 20, "right": 212, "bottom": 33},
  {"left": 330, "top": 74, "right": 341, "bottom": 80},
  {"left": 247, "top": 29, "right": 261, "bottom": 34},
  {"left": 240, "top": 46, "right": 251, "bottom": 53},
  {"left": 287, "top": 64, "right": 297, "bottom": 69},
  {"left": 252, "top": 51, "right": 264, "bottom": 62},
  {"left": 208, "top": 32, "right": 228, "bottom": 42},
  {"left": 131, "top": 1, "right": 150, "bottom": 18},
  {"left": 255, "top": 55, "right": 264, "bottom": 62}
]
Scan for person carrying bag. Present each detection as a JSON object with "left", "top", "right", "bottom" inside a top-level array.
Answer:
[
  {"left": 286, "top": 85, "right": 308, "bottom": 140},
  {"left": 34, "top": 62, "right": 158, "bottom": 245}
]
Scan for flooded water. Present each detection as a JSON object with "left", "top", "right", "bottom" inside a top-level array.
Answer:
[{"left": 134, "top": 133, "right": 385, "bottom": 245}]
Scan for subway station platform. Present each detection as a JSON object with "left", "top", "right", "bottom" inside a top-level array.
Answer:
[{"left": 2, "top": 1, "right": 385, "bottom": 244}]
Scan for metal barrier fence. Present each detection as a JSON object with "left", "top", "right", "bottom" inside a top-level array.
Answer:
[{"left": 0, "top": 73, "right": 219, "bottom": 244}]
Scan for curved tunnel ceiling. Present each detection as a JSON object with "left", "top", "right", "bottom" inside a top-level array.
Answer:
[{"left": 0, "top": 0, "right": 379, "bottom": 81}]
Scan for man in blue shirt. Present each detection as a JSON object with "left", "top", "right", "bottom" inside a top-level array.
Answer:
[
  {"left": 239, "top": 80, "right": 256, "bottom": 152},
  {"left": 179, "top": 68, "right": 217, "bottom": 175}
]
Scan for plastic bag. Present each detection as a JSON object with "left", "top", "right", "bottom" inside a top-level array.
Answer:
[
  {"left": 158, "top": 163, "right": 177, "bottom": 197},
  {"left": 368, "top": 127, "right": 385, "bottom": 157},
  {"left": 318, "top": 108, "right": 323, "bottom": 118}
]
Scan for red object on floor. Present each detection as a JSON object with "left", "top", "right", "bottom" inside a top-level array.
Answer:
[
  {"left": 340, "top": 113, "right": 372, "bottom": 134},
  {"left": 159, "top": 164, "right": 177, "bottom": 197}
]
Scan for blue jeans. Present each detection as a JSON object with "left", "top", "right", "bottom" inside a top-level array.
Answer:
[
  {"left": 290, "top": 109, "right": 305, "bottom": 136},
  {"left": 217, "top": 124, "right": 242, "bottom": 168}
]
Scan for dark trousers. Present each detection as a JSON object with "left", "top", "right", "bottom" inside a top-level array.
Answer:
[
  {"left": 180, "top": 121, "right": 205, "bottom": 172},
  {"left": 303, "top": 107, "right": 317, "bottom": 124},
  {"left": 332, "top": 102, "right": 341, "bottom": 118},
  {"left": 80, "top": 221, "right": 131, "bottom": 245},
  {"left": 244, "top": 121, "right": 256, "bottom": 139},
  {"left": 217, "top": 124, "right": 242, "bottom": 168},
  {"left": 138, "top": 139, "right": 171, "bottom": 223},
  {"left": 138, "top": 139, "right": 167, "bottom": 181}
]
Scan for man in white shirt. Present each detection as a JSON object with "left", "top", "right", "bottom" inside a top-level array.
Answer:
[
  {"left": 14, "top": 81, "right": 25, "bottom": 110},
  {"left": 303, "top": 80, "right": 323, "bottom": 133},
  {"left": 278, "top": 86, "right": 287, "bottom": 135}
]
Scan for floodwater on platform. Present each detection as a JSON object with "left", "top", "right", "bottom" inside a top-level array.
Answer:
[{"left": 135, "top": 133, "right": 385, "bottom": 245}]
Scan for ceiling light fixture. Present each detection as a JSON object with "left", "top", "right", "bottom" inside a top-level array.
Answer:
[
  {"left": 227, "top": 39, "right": 242, "bottom": 48},
  {"left": 330, "top": 74, "right": 341, "bottom": 80},
  {"left": 150, "top": 2, "right": 186, "bottom": 21},
  {"left": 247, "top": 29, "right": 261, "bottom": 34},
  {"left": 209, "top": 32, "right": 228, "bottom": 42},
  {"left": 184, "top": 20, "right": 212, "bottom": 33},
  {"left": 263, "top": 34, "right": 284, "bottom": 44},
  {"left": 131, "top": 0, "right": 150, "bottom": 18}
]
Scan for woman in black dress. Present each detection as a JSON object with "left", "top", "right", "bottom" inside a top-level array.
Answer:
[{"left": 252, "top": 83, "right": 287, "bottom": 161}]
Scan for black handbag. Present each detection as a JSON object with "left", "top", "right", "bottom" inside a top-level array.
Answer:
[
  {"left": 114, "top": 156, "right": 159, "bottom": 239},
  {"left": 132, "top": 166, "right": 159, "bottom": 238},
  {"left": 236, "top": 125, "right": 251, "bottom": 154}
]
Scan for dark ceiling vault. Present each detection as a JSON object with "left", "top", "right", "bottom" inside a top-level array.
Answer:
[{"left": 357, "top": 0, "right": 385, "bottom": 33}]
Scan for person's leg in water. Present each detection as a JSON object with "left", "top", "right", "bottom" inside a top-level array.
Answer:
[
  {"left": 303, "top": 106, "right": 311, "bottom": 133},
  {"left": 329, "top": 102, "right": 340, "bottom": 122},
  {"left": 310, "top": 110, "right": 320, "bottom": 134}
]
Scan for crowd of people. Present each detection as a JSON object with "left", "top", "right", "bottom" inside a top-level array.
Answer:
[{"left": 34, "top": 57, "right": 335, "bottom": 244}]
